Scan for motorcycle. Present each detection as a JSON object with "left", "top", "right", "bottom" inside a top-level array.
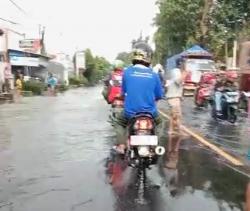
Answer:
[
  {"left": 126, "top": 113, "right": 165, "bottom": 169},
  {"left": 108, "top": 75, "right": 124, "bottom": 123},
  {"left": 211, "top": 88, "right": 239, "bottom": 123},
  {"left": 124, "top": 113, "right": 165, "bottom": 203},
  {"left": 239, "top": 73, "right": 250, "bottom": 113},
  {"left": 194, "top": 72, "right": 216, "bottom": 108},
  {"left": 110, "top": 96, "right": 124, "bottom": 120},
  {"left": 239, "top": 91, "right": 250, "bottom": 112}
]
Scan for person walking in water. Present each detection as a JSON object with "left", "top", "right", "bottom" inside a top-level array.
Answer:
[
  {"left": 47, "top": 73, "right": 58, "bottom": 96},
  {"left": 165, "top": 58, "right": 187, "bottom": 135},
  {"left": 15, "top": 73, "right": 23, "bottom": 102}
]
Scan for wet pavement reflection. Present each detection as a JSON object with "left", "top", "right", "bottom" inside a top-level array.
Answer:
[
  {"left": 0, "top": 87, "right": 249, "bottom": 211},
  {"left": 160, "top": 97, "right": 250, "bottom": 163}
]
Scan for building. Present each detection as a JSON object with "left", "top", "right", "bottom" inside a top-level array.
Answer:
[
  {"left": 73, "top": 51, "right": 86, "bottom": 78},
  {"left": 49, "top": 53, "right": 74, "bottom": 85}
]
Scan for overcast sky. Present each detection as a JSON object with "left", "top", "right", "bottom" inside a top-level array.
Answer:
[{"left": 0, "top": 0, "right": 158, "bottom": 60}]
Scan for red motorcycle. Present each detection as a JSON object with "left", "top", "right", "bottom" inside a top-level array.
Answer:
[{"left": 194, "top": 72, "right": 216, "bottom": 107}]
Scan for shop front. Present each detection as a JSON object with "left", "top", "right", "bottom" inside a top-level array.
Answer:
[{"left": 8, "top": 49, "right": 50, "bottom": 82}]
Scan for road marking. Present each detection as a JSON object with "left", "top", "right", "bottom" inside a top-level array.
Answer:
[{"left": 159, "top": 110, "right": 244, "bottom": 166}]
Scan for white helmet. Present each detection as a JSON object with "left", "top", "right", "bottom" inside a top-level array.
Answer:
[{"left": 112, "top": 60, "right": 124, "bottom": 69}]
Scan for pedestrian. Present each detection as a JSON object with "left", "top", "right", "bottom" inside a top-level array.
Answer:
[
  {"left": 165, "top": 58, "right": 187, "bottom": 135},
  {"left": 14, "top": 73, "right": 23, "bottom": 102},
  {"left": 47, "top": 73, "right": 58, "bottom": 96}
]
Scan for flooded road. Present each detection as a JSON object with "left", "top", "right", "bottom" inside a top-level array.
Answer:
[
  {"left": 0, "top": 87, "right": 249, "bottom": 211},
  {"left": 180, "top": 98, "right": 250, "bottom": 162}
]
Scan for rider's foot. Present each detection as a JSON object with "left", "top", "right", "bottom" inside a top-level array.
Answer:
[{"left": 165, "top": 152, "right": 178, "bottom": 169}]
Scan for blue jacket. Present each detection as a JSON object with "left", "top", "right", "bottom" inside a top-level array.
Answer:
[{"left": 122, "top": 64, "right": 163, "bottom": 118}]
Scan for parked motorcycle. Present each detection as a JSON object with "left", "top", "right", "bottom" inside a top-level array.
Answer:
[
  {"left": 211, "top": 88, "right": 239, "bottom": 123},
  {"left": 194, "top": 72, "right": 216, "bottom": 107}
]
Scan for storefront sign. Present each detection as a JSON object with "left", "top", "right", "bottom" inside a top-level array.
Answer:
[{"left": 10, "top": 56, "right": 39, "bottom": 67}]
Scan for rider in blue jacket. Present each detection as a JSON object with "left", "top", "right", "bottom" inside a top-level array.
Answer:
[
  {"left": 122, "top": 43, "right": 163, "bottom": 119},
  {"left": 114, "top": 42, "right": 163, "bottom": 153}
]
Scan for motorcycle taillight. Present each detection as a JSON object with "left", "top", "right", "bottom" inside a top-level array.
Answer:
[{"left": 133, "top": 118, "right": 153, "bottom": 130}]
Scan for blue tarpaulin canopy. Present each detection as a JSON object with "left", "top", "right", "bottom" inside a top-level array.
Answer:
[
  {"left": 180, "top": 45, "right": 212, "bottom": 57},
  {"left": 166, "top": 45, "right": 212, "bottom": 70}
]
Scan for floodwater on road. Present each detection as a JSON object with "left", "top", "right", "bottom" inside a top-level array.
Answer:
[
  {"left": 0, "top": 87, "right": 249, "bottom": 211},
  {"left": 181, "top": 97, "right": 250, "bottom": 163}
]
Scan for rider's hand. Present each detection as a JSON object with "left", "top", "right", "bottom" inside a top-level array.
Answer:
[{"left": 165, "top": 80, "right": 170, "bottom": 87}]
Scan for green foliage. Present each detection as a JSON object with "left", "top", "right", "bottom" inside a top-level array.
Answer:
[
  {"left": 57, "top": 83, "right": 69, "bottom": 92},
  {"left": 69, "top": 76, "right": 88, "bottom": 86},
  {"left": 84, "top": 48, "right": 96, "bottom": 83},
  {"left": 154, "top": 0, "right": 250, "bottom": 63},
  {"left": 116, "top": 52, "right": 132, "bottom": 66},
  {"left": 83, "top": 48, "right": 110, "bottom": 85},
  {"left": 154, "top": 0, "right": 202, "bottom": 63},
  {"left": 23, "top": 81, "right": 46, "bottom": 95}
]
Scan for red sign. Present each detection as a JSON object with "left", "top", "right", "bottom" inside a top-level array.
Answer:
[{"left": 19, "top": 39, "right": 41, "bottom": 54}]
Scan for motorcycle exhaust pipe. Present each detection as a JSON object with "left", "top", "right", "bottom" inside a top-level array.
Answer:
[{"left": 155, "top": 146, "right": 165, "bottom": 156}]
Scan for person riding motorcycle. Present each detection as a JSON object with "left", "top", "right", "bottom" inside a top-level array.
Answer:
[
  {"left": 102, "top": 60, "right": 124, "bottom": 104},
  {"left": 113, "top": 42, "right": 163, "bottom": 154},
  {"left": 214, "top": 70, "right": 238, "bottom": 116}
]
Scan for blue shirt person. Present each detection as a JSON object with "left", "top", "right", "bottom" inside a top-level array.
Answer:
[
  {"left": 122, "top": 64, "right": 163, "bottom": 119},
  {"left": 47, "top": 73, "right": 58, "bottom": 89}
]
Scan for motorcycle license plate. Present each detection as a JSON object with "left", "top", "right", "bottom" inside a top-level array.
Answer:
[
  {"left": 113, "top": 100, "right": 124, "bottom": 106},
  {"left": 130, "top": 135, "right": 158, "bottom": 146},
  {"left": 226, "top": 92, "right": 238, "bottom": 96}
]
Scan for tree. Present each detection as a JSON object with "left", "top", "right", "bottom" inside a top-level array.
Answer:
[
  {"left": 94, "top": 56, "right": 111, "bottom": 80},
  {"left": 154, "top": 0, "right": 250, "bottom": 63},
  {"left": 154, "top": 0, "right": 202, "bottom": 64},
  {"left": 116, "top": 52, "right": 132, "bottom": 66},
  {"left": 84, "top": 48, "right": 96, "bottom": 84},
  {"left": 83, "top": 48, "right": 111, "bottom": 85}
]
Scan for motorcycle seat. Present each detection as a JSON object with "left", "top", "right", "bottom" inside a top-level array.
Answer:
[{"left": 132, "top": 112, "right": 154, "bottom": 119}]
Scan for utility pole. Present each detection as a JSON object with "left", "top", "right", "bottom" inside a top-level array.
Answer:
[
  {"left": 225, "top": 41, "right": 228, "bottom": 65},
  {"left": 232, "top": 40, "right": 237, "bottom": 68},
  {"left": 38, "top": 24, "right": 41, "bottom": 39},
  {"left": 41, "top": 26, "right": 46, "bottom": 55},
  {"left": 231, "top": 19, "right": 242, "bottom": 68}
]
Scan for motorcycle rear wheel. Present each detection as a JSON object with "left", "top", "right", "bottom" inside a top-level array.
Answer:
[{"left": 228, "top": 107, "right": 237, "bottom": 123}]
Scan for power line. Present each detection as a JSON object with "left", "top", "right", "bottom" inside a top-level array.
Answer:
[
  {"left": 8, "top": 0, "right": 27, "bottom": 15},
  {"left": 0, "top": 17, "right": 19, "bottom": 25}
]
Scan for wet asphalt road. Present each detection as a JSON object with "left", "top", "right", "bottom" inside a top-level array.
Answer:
[
  {"left": 0, "top": 86, "right": 249, "bottom": 211},
  {"left": 181, "top": 97, "right": 250, "bottom": 162}
]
